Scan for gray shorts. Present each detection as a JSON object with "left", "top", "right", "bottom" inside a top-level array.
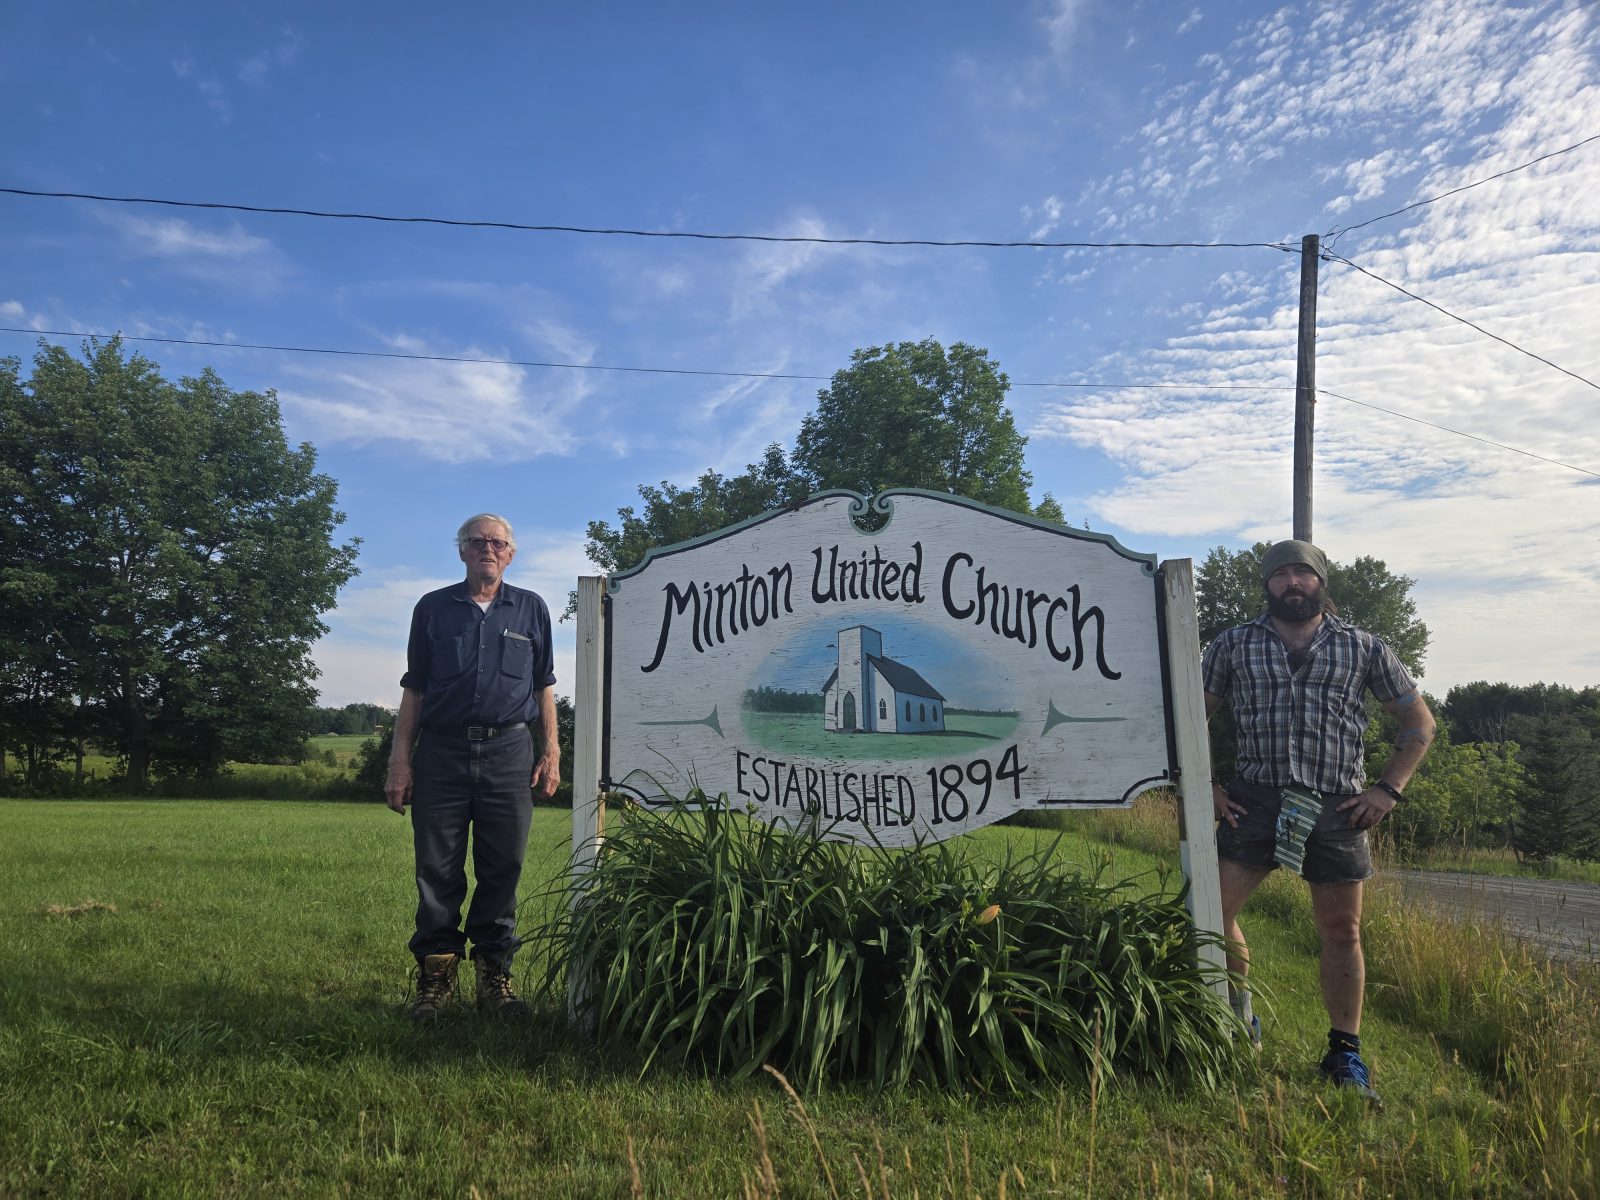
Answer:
[{"left": 1215, "top": 778, "right": 1373, "bottom": 885}]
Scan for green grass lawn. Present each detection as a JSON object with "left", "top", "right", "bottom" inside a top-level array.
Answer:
[{"left": 3, "top": 798, "right": 1596, "bottom": 1198}]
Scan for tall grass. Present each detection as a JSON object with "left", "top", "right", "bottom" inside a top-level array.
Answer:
[
  {"left": 531, "top": 801, "right": 1245, "bottom": 1094},
  {"left": 1007, "top": 788, "right": 1185, "bottom": 866},
  {"left": 1368, "top": 887, "right": 1600, "bottom": 1197}
]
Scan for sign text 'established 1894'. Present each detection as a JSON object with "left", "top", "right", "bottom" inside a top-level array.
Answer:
[{"left": 600, "top": 491, "right": 1174, "bottom": 846}]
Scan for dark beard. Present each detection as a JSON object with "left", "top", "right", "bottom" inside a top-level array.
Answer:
[{"left": 1267, "top": 587, "right": 1325, "bottom": 623}]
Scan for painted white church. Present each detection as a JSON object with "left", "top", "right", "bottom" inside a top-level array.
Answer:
[{"left": 821, "top": 625, "right": 946, "bottom": 734}]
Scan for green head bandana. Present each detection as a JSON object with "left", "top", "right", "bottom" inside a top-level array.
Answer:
[{"left": 1261, "top": 539, "right": 1329, "bottom": 585}]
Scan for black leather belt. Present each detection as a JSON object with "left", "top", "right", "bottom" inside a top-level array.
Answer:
[{"left": 425, "top": 721, "right": 527, "bottom": 742}]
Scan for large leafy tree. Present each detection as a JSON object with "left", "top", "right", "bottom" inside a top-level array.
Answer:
[
  {"left": 793, "top": 338, "right": 1033, "bottom": 511},
  {"left": 0, "top": 339, "right": 359, "bottom": 787},
  {"left": 579, "top": 341, "right": 1055, "bottom": 608},
  {"left": 582, "top": 442, "right": 808, "bottom": 583}
]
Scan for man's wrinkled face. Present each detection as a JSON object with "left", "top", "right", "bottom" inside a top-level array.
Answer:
[
  {"left": 459, "top": 521, "right": 515, "bottom": 584},
  {"left": 1266, "top": 563, "right": 1325, "bottom": 623}
]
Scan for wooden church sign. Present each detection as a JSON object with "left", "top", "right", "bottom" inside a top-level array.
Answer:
[{"left": 591, "top": 490, "right": 1179, "bottom": 847}]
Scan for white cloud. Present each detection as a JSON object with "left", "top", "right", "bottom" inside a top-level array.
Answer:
[
  {"left": 515, "top": 316, "right": 595, "bottom": 368},
  {"left": 1024, "top": 194, "right": 1065, "bottom": 239},
  {"left": 1028, "top": 0, "right": 1600, "bottom": 690},
  {"left": 110, "top": 214, "right": 274, "bottom": 261},
  {"left": 0, "top": 299, "right": 28, "bottom": 323},
  {"left": 277, "top": 341, "right": 584, "bottom": 464},
  {"left": 100, "top": 212, "right": 289, "bottom": 290},
  {"left": 237, "top": 27, "right": 304, "bottom": 87},
  {"left": 1042, "top": 0, "right": 1091, "bottom": 58},
  {"left": 197, "top": 78, "right": 231, "bottom": 122},
  {"left": 729, "top": 213, "right": 850, "bottom": 317}
]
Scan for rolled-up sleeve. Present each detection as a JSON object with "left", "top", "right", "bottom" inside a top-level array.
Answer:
[
  {"left": 1200, "top": 630, "right": 1233, "bottom": 698},
  {"left": 399, "top": 601, "right": 430, "bottom": 691},
  {"left": 1365, "top": 636, "right": 1416, "bottom": 703},
  {"left": 529, "top": 596, "right": 556, "bottom": 689}
]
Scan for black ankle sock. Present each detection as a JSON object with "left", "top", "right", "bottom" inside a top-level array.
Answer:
[{"left": 1328, "top": 1029, "right": 1361, "bottom": 1055}]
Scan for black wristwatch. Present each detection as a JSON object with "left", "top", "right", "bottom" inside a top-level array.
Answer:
[{"left": 1373, "top": 780, "right": 1406, "bottom": 805}]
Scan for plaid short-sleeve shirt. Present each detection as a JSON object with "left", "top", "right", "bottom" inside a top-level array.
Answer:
[{"left": 1200, "top": 612, "right": 1417, "bottom": 795}]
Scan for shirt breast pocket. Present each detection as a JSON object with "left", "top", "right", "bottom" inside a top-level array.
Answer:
[
  {"left": 500, "top": 630, "right": 532, "bottom": 678},
  {"left": 430, "top": 635, "right": 465, "bottom": 680}
]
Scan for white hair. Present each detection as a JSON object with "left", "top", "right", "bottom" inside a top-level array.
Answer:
[{"left": 456, "top": 513, "right": 516, "bottom": 551}]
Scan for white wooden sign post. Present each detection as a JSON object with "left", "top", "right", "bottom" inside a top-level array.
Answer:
[{"left": 571, "top": 491, "right": 1224, "bottom": 992}]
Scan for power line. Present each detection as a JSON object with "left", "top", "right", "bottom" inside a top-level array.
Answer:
[
  {"left": 1323, "top": 251, "right": 1600, "bottom": 394},
  {"left": 1325, "top": 132, "right": 1600, "bottom": 243},
  {"left": 1317, "top": 387, "right": 1597, "bottom": 479},
  {"left": 5, "top": 324, "right": 1590, "bottom": 475},
  {"left": 0, "top": 325, "right": 1293, "bottom": 391},
  {"left": 0, "top": 186, "right": 1297, "bottom": 253}
]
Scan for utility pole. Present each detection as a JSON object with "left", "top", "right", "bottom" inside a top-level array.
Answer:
[{"left": 1293, "top": 233, "right": 1319, "bottom": 542}]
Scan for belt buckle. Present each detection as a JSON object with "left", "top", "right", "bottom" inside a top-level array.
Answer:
[{"left": 466, "top": 724, "right": 495, "bottom": 741}]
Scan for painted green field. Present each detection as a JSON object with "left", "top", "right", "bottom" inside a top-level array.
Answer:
[
  {"left": 741, "top": 710, "right": 1020, "bottom": 761},
  {"left": 2, "top": 798, "right": 1596, "bottom": 1198}
]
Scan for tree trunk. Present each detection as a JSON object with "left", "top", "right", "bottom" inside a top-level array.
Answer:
[
  {"left": 125, "top": 738, "right": 150, "bottom": 790},
  {"left": 115, "top": 681, "right": 152, "bottom": 790}
]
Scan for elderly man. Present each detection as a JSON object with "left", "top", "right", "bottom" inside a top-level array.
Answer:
[
  {"left": 386, "top": 513, "right": 560, "bottom": 1021},
  {"left": 1202, "top": 539, "right": 1434, "bottom": 1103}
]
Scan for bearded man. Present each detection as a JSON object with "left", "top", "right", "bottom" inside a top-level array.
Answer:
[
  {"left": 385, "top": 513, "right": 560, "bottom": 1021},
  {"left": 1201, "top": 539, "right": 1434, "bottom": 1103}
]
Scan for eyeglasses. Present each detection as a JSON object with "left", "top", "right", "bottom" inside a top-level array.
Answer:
[{"left": 464, "top": 536, "right": 510, "bottom": 552}]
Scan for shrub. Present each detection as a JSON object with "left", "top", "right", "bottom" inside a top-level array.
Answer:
[{"left": 529, "top": 800, "right": 1243, "bottom": 1094}]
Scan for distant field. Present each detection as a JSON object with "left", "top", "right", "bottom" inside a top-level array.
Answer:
[
  {"left": 309, "top": 733, "right": 375, "bottom": 765},
  {"left": 740, "top": 710, "right": 1020, "bottom": 761}
]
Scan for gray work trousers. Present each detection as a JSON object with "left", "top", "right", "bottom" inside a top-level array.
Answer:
[{"left": 407, "top": 729, "right": 533, "bottom": 970}]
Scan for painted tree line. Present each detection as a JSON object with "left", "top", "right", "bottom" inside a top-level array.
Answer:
[{"left": 3, "top": 336, "right": 1594, "bottom": 864}]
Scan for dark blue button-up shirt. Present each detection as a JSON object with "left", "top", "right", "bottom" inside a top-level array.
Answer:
[{"left": 400, "top": 581, "right": 556, "bottom": 729}]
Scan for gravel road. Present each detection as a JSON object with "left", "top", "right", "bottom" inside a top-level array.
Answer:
[{"left": 1387, "top": 869, "right": 1600, "bottom": 961}]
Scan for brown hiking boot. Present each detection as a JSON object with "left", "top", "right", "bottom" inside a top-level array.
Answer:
[
  {"left": 475, "top": 958, "right": 529, "bottom": 1018},
  {"left": 408, "top": 952, "right": 460, "bottom": 1023}
]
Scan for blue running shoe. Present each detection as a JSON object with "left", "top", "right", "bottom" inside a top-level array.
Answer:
[
  {"left": 1320, "top": 1048, "right": 1381, "bottom": 1105},
  {"left": 1245, "top": 1014, "right": 1262, "bottom": 1052}
]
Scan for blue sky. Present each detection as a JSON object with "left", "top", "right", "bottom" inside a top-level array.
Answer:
[{"left": 4, "top": 1, "right": 1598, "bottom": 707}]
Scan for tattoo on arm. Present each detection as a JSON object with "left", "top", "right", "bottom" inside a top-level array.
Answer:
[{"left": 1396, "top": 726, "right": 1431, "bottom": 750}]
